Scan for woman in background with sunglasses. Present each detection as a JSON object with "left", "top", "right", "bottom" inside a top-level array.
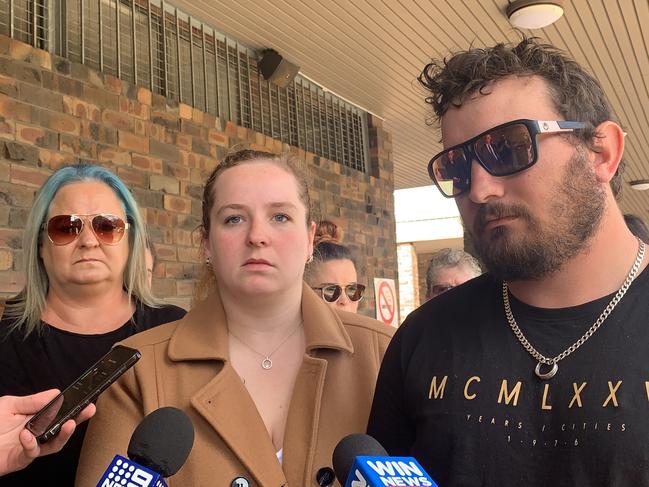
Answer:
[
  {"left": 0, "top": 164, "right": 186, "bottom": 486},
  {"left": 76, "top": 149, "right": 393, "bottom": 487},
  {"left": 308, "top": 220, "right": 365, "bottom": 313}
]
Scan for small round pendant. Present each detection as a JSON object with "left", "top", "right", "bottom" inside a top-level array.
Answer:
[
  {"left": 535, "top": 361, "right": 558, "bottom": 380},
  {"left": 261, "top": 358, "right": 273, "bottom": 370}
]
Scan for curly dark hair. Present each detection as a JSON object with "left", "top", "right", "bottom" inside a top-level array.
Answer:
[{"left": 418, "top": 36, "right": 624, "bottom": 197}]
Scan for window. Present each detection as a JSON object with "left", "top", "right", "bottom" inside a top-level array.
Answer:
[{"left": 2, "top": 0, "right": 368, "bottom": 172}]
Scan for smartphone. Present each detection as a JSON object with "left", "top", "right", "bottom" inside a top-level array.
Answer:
[{"left": 26, "top": 345, "right": 141, "bottom": 443}]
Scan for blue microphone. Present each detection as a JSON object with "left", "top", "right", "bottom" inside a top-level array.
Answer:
[
  {"left": 96, "top": 407, "right": 194, "bottom": 487},
  {"left": 332, "top": 434, "right": 437, "bottom": 487}
]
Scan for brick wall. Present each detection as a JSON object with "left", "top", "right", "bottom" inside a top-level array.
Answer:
[
  {"left": 417, "top": 251, "right": 434, "bottom": 305},
  {"left": 0, "top": 35, "right": 396, "bottom": 317},
  {"left": 397, "top": 243, "right": 419, "bottom": 324}
]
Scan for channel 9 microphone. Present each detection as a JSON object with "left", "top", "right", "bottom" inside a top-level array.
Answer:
[
  {"left": 332, "top": 434, "right": 437, "bottom": 487},
  {"left": 96, "top": 407, "right": 194, "bottom": 487}
]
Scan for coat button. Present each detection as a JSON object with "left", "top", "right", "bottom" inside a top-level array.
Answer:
[
  {"left": 316, "top": 466, "right": 336, "bottom": 486},
  {"left": 231, "top": 477, "right": 250, "bottom": 487}
]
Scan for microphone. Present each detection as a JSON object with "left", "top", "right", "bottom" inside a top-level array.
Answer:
[
  {"left": 332, "top": 434, "right": 437, "bottom": 487},
  {"left": 96, "top": 407, "right": 195, "bottom": 487}
]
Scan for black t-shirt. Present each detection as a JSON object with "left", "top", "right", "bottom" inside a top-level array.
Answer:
[
  {"left": 368, "top": 267, "right": 649, "bottom": 487},
  {"left": 0, "top": 301, "right": 186, "bottom": 486}
]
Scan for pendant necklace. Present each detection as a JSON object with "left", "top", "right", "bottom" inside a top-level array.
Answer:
[
  {"left": 229, "top": 322, "right": 303, "bottom": 370},
  {"left": 503, "top": 239, "right": 645, "bottom": 380}
]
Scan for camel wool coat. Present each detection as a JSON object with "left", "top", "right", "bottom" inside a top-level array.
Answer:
[{"left": 75, "top": 284, "right": 393, "bottom": 487}]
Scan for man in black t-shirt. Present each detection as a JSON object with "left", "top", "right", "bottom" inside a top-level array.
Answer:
[{"left": 368, "top": 37, "right": 649, "bottom": 487}]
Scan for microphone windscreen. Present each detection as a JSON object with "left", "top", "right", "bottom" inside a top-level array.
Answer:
[
  {"left": 127, "top": 407, "right": 194, "bottom": 477},
  {"left": 332, "top": 433, "right": 388, "bottom": 482}
]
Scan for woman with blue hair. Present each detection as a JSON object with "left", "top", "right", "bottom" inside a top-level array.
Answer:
[{"left": 0, "top": 163, "right": 186, "bottom": 486}]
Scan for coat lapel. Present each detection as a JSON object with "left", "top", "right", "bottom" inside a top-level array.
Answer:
[
  {"left": 191, "top": 365, "right": 287, "bottom": 486},
  {"left": 168, "top": 291, "right": 286, "bottom": 486},
  {"left": 282, "top": 285, "right": 354, "bottom": 485},
  {"left": 165, "top": 284, "right": 354, "bottom": 486}
]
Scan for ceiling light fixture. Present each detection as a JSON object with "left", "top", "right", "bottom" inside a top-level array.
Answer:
[
  {"left": 507, "top": 0, "right": 564, "bottom": 29},
  {"left": 629, "top": 180, "right": 649, "bottom": 191}
]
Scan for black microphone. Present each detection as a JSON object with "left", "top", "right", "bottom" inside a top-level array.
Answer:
[
  {"left": 96, "top": 407, "right": 194, "bottom": 487},
  {"left": 332, "top": 433, "right": 437, "bottom": 487}
]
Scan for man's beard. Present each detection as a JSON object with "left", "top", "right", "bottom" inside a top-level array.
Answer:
[{"left": 468, "top": 149, "right": 606, "bottom": 282}]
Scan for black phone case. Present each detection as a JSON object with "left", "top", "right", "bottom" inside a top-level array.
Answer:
[{"left": 26, "top": 345, "right": 141, "bottom": 443}]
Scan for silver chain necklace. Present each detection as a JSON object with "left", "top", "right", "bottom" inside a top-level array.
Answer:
[
  {"left": 229, "top": 323, "right": 303, "bottom": 370},
  {"left": 503, "top": 239, "right": 645, "bottom": 380}
]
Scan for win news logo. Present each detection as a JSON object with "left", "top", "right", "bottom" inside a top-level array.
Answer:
[
  {"left": 344, "top": 457, "right": 437, "bottom": 487},
  {"left": 97, "top": 455, "right": 167, "bottom": 487}
]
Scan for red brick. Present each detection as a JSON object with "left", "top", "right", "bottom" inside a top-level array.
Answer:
[
  {"left": 0, "top": 228, "right": 23, "bottom": 247},
  {"left": 191, "top": 108, "right": 204, "bottom": 126},
  {"left": 60, "top": 135, "right": 97, "bottom": 158},
  {"left": 173, "top": 229, "right": 194, "bottom": 246},
  {"left": 62, "top": 96, "right": 101, "bottom": 122},
  {"left": 165, "top": 163, "right": 190, "bottom": 181},
  {"left": 102, "top": 110, "right": 134, "bottom": 132},
  {"left": 83, "top": 85, "right": 119, "bottom": 111},
  {"left": 0, "top": 94, "right": 32, "bottom": 122},
  {"left": 117, "top": 167, "right": 147, "bottom": 188},
  {"left": 177, "top": 246, "right": 200, "bottom": 263},
  {"left": 147, "top": 122, "right": 166, "bottom": 142},
  {"left": 9, "top": 39, "right": 32, "bottom": 61},
  {"left": 152, "top": 278, "right": 176, "bottom": 296},
  {"left": 176, "top": 279, "right": 195, "bottom": 296},
  {"left": 163, "top": 194, "right": 191, "bottom": 214},
  {"left": 131, "top": 153, "right": 162, "bottom": 173},
  {"left": 126, "top": 99, "right": 150, "bottom": 120},
  {"left": 237, "top": 126, "right": 248, "bottom": 140},
  {"left": 0, "top": 248, "right": 12, "bottom": 270},
  {"left": 30, "top": 48, "right": 52, "bottom": 70},
  {"left": 118, "top": 130, "right": 149, "bottom": 153},
  {"left": 10, "top": 164, "right": 50, "bottom": 188},
  {"left": 208, "top": 130, "right": 229, "bottom": 147},
  {"left": 38, "top": 149, "right": 76, "bottom": 170},
  {"left": 153, "top": 243, "right": 177, "bottom": 261},
  {"left": 225, "top": 121, "right": 237, "bottom": 138},
  {"left": 103, "top": 74, "right": 122, "bottom": 95},
  {"left": 98, "top": 146, "right": 132, "bottom": 166},
  {"left": 0, "top": 270, "right": 24, "bottom": 294},
  {"left": 178, "top": 103, "right": 192, "bottom": 120},
  {"left": 137, "top": 87, "right": 152, "bottom": 106},
  {"left": 190, "top": 167, "right": 210, "bottom": 185},
  {"left": 134, "top": 119, "right": 147, "bottom": 136},
  {"left": 0, "top": 181, "right": 34, "bottom": 206},
  {"left": 0, "top": 117, "right": 14, "bottom": 139},
  {"left": 0, "top": 75, "right": 17, "bottom": 97},
  {"left": 0, "top": 160, "right": 9, "bottom": 181},
  {"left": 16, "top": 123, "right": 58, "bottom": 149},
  {"left": 164, "top": 262, "right": 184, "bottom": 278},
  {"left": 150, "top": 174, "right": 179, "bottom": 194},
  {"left": 176, "top": 134, "right": 192, "bottom": 151},
  {"left": 42, "top": 111, "right": 81, "bottom": 136}
]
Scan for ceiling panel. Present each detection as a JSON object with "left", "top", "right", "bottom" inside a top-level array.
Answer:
[{"left": 172, "top": 0, "right": 649, "bottom": 222}]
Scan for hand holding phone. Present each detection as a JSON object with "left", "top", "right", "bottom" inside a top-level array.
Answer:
[
  {"left": 0, "top": 390, "right": 95, "bottom": 476},
  {"left": 25, "top": 345, "right": 141, "bottom": 444}
]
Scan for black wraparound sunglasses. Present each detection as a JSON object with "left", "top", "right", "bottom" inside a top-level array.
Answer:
[{"left": 428, "top": 119, "right": 587, "bottom": 198}]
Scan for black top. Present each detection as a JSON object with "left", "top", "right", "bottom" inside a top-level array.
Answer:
[
  {"left": 368, "top": 267, "right": 649, "bottom": 487},
  {"left": 0, "top": 301, "right": 186, "bottom": 486}
]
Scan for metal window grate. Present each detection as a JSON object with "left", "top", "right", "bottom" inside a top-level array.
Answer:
[
  {"left": 0, "top": 0, "right": 49, "bottom": 49},
  {"left": 1, "top": 0, "right": 368, "bottom": 172}
]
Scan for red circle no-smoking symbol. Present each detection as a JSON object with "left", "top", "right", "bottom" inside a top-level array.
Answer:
[{"left": 377, "top": 281, "right": 396, "bottom": 325}]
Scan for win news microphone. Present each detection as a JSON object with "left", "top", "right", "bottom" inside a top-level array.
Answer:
[
  {"left": 96, "top": 407, "right": 195, "bottom": 487},
  {"left": 332, "top": 434, "right": 437, "bottom": 487}
]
